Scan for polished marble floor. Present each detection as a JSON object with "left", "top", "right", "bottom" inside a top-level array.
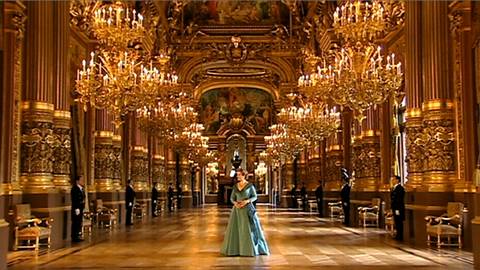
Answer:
[{"left": 8, "top": 205, "right": 474, "bottom": 269}]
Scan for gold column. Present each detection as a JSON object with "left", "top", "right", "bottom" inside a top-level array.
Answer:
[
  {"left": 405, "top": 1, "right": 424, "bottom": 190},
  {"left": 52, "top": 1, "right": 71, "bottom": 190},
  {"left": 166, "top": 147, "right": 175, "bottom": 187},
  {"left": 1, "top": 1, "right": 25, "bottom": 193},
  {"left": 342, "top": 109, "right": 353, "bottom": 172},
  {"left": 131, "top": 124, "right": 148, "bottom": 191},
  {"left": 325, "top": 130, "right": 343, "bottom": 192},
  {"left": 112, "top": 134, "right": 122, "bottom": 190},
  {"left": 450, "top": 3, "right": 477, "bottom": 192},
  {"left": 21, "top": 1, "right": 57, "bottom": 192},
  {"left": 421, "top": 2, "right": 456, "bottom": 192},
  {"left": 94, "top": 110, "right": 114, "bottom": 192},
  {"left": 353, "top": 107, "right": 381, "bottom": 192}
]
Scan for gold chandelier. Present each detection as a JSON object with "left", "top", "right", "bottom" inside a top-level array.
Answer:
[
  {"left": 92, "top": 2, "right": 145, "bottom": 49},
  {"left": 314, "top": 0, "right": 404, "bottom": 122},
  {"left": 264, "top": 124, "right": 307, "bottom": 159},
  {"left": 137, "top": 94, "right": 197, "bottom": 142},
  {"left": 278, "top": 94, "right": 340, "bottom": 143},
  {"left": 320, "top": 45, "right": 403, "bottom": 121}
]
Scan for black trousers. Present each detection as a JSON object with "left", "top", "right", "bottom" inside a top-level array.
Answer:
[
  {"left": 291, "top": 197, "right": 298, "bottom": 208},
  {"left": 316, "top": 199, "right": 323, "bottom": 217},
  {"left": 152, "top": 201, "right": 157, "bottom": 216},
  {"left": 302, "top": 198, "right": 307, "bottom": 211},
  {"left": 168, "top": 199, "right": 173, "bottom": 212},
  {"left": 71, "top": 210, "right": 83, "bottom": 240},
  {"left": 342, "top": 203, "right": 350, "bottom": 226},
  {"left": 126, "top": 205, "right": 133, "bottom": 225},
  {"left": 394, "top": 215, "right": 404, "bottom": 240}
]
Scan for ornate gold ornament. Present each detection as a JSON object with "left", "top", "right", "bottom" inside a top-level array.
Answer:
[{"left": 265, "top": 124, "right": 307, "bottom": 160}]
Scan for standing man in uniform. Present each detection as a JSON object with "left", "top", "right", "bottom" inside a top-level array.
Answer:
[
  {"left": 315, "top": 180, "right": 324, "bottom": 217},
  {"left": 126, "top": 179, "right": 136, "bottom": 226},
  {"left": 151, "top": 182, "right": 159, "bottom": 217},
  {"left": 168, "top": 183, "right": 174, "bottom": 212},
  {"left": 71, "top": 176, "right": 86, "bottom": 242},
  {"left": 391, "top": 175, "right": 406, "bottom": 240},
  {"left": 340, "top": 168, "right": 351, "bottom": 226}
]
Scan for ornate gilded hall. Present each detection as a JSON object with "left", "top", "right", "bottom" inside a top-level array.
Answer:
[{"left": 0, "top": 0, "right": 479, "bottom": 269}]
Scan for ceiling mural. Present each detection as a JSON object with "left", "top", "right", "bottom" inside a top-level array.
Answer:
[
  {"left": 200, "top": 87, "right": 274, "bottom": 135},
  {"left": 183, "top": 0, "right": 290, "bottom": 26}
]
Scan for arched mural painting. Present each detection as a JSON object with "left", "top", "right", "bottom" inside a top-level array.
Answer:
[{"left": 200, "top": 87, "right": 274, "bottom": 135}]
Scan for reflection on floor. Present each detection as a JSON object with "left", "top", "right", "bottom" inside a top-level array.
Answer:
[{"left": 8, "top": 205, "right": 474, "bottom": 269}]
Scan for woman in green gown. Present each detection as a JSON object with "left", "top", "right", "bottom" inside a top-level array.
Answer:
[{"left": 220, "top": 168, "right": 270, "bottom": 256}]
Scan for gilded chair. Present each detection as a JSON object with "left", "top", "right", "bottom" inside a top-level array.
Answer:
[
  {"left": 96, "top": 199, "right": 117, "bottom": 228},
  {"left": 82, "top": 211, "right": 93, "bottom": 235},
  {"left": 358, "top": 198, "right": 381, "bottom": 228},
  {"left": 384, "top": 209, "right": 395, "bottom": 235},
  {"left": 425, "top": 202, "right": 464, "bottom": 249},
  {"left": 328, "top": 201, "right": 344, "bottom": 220},
  {"left": 133, "top": 202, "right": 147, "bottom": 218},
  {"left": 13, "top": 204, "right": 52, "bottom": 251}
]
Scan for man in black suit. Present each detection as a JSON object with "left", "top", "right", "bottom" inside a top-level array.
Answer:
[
  {"left": 340, "top": 168, "right": 351, "bottom": 226},
  {"left": 176, "top": 184, "right": 183, "bottom": 209},
  {"left": 152, "top": 182, "right": 159, "bottom": 217},
  {"left": 71, "top": 176, "right": 85, "bottom": 242},
  {"left": 167, "top": 183, "right": 174, "bottom": 212},
  {"left": 391, "top": 175, "right": 406, "bottom": 240},
  {"left": 300, "top": 182, "right": 307, "bottom": 211},
  {"left": 126, "top": 180, "right": 136, "bottom": 226},
  {"left": 315, "top": 180, "right": 324, "bottom": 217}
]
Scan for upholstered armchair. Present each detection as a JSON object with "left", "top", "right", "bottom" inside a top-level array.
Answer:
[
  {"left": 95, "top": 199, "right": 117, "bottom": 228},
  {"left": 358, "top": 198, "right": 381, "bottom": 228},
  {"left": 82, "top": 211, "right": 94, "bottom": 235},
  {"left": 328, "top": 201, "right": 344, "bottom": 220},
  {"left": 133, "top": 202, "right": 147, "bottom": 218},
  {"left": 425, "top": 202, "right": 464, "bottom": 249},
  {"left": 14, "top": 204, "right": 52, "bottom": 251}
]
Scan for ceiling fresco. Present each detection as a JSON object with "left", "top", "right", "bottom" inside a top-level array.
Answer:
[{"left": 182, "top": 0, "right": 290, "bottom": 27}]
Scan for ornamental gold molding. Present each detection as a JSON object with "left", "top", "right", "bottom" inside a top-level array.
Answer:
[
  {"left": 94, "top": 134, "right": 114, "bottom": 192},
  {"left": 405, "top": 109, "right": 424, "bottom": 190},
  {"left": 131, "top": 148, "right": 148, "bottom": 191},
  {"left": 112, "top": 137, "right": 122, "bottom": 190},
  {"left": 352, "top": 133, "right": 381, "bottom": 192}
]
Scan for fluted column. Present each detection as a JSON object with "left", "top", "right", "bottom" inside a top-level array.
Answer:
[
  {"left": 1, "top": 1, "right": 25, "bottom": 194},
  {"left": 421, "top": 2, "right": 456, "bottom": 192},
  {"left": 405, "top": 1, "right": 424, "bottom": 190},
  {"left": 450, "top": 3, "right": 477, "bottom": 192},
  {"left": 20, "top": 1, "right": 56, "bottom": 192},
  {"left": 94, "top": 109, "right": 114, "bottom": 192},
  {"left": 51, "top": 1, "right": 72, "bottom": 190}
]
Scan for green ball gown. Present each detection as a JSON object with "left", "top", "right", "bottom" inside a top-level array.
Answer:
[{"left": 220, "top": 183, "right": 270, "bottom": 256}]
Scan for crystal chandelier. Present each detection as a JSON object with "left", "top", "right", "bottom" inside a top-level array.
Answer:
[{"left": 297, "top": 49, "right": 330, "bottom": 102}]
